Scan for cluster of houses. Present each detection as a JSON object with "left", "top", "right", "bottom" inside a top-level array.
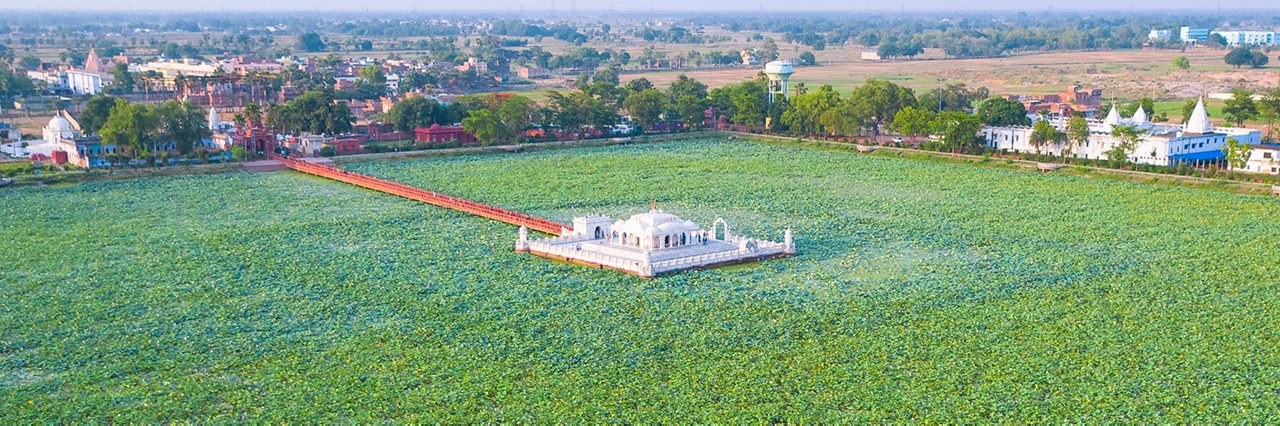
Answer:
[
  {"left": 1006, "top": 86, "right": 1106, "bottom": 118},
  {"left": 982, "top": 98, "right": 1273, "bottom": 173},
  {"left": 20, "top": 44, "right": 509, "bottom": 107},
  {"left": 0, "top": 101, "right": 489, "bottom": 168}
]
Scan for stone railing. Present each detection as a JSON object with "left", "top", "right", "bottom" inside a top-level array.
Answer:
[
  {"left": 526, "top": 240, "right": 645, "bottom": 273},
  {"left": 650, "top": 241, "right": 786, "bottom": 272}
]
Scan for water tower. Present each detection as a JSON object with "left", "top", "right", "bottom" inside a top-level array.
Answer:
[{"left": 764, "top": 60, "right": 794, "bottom": 104}]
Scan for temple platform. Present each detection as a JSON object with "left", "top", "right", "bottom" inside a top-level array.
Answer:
[{"left": 517, "top": 209, "right": 793, "bottom": 278}]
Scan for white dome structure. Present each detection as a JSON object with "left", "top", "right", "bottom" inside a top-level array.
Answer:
[
  {"left": 47, "top": 116, "right": 72, "bottom": 132},
  {"left": 611, "top": 209, "right": 703, "bottom": 250},
  {"left": 519, "top": 208, "right": 794, "bottom": 278},
  {"left": 43, "top": 115, "right": 80, "bottom": 144}
]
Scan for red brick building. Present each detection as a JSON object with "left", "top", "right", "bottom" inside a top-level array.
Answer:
[{"left": 415, "top": 124, "right": 477, "bottom": 144}]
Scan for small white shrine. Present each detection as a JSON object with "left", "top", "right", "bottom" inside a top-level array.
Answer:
[{"left": 517, "top": 209, "right": 794, "bottom": 277}]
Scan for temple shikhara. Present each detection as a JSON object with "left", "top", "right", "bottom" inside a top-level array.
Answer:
[{"left": 516, "top": 209, "right": 794, "bottom": 278}]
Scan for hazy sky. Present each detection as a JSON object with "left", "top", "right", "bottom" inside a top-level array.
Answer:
[{"left": 10, "top": 0, "right": 1280, "bottom": 11}]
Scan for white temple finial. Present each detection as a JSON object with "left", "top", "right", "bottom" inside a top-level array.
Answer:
[
  {"left": 1131, "top": 105, "right": 1149, "bottom": 125},
  {"left": 1103, "top": 103, "right": 1121, "bottom": 126},
  {"left": 1185, "top": 97, "right": 1213, "bottom": 134}
]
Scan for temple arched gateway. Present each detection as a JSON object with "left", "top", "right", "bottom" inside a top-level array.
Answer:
[{"left": 516, "top": 209, "right": 794, "bottom": 278}]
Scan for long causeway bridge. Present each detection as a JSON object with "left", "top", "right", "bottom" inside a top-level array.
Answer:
[{"left": 270, "top": 155, "right": 570, "bottom": 236}]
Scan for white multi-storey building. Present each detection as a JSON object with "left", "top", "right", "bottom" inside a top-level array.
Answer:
[
  {"left": 982, "top": 98, "right": 1262, "bottom": 166},
  {"left": 1211, "top": 30, "right": 1277, "bottom": 46},
  {"left": 64, "top": 70, "right": 107, "bottom": 95}
]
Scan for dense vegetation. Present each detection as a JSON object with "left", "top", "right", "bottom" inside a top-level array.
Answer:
[{"left": 3, "top": 138, "right": 1280, "bottom": 421}]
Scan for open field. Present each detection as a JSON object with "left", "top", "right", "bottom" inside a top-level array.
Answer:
[
  {"left": 622, "top": 48, "right": 1277, "bottom": 99},
  {"left": 3, "top": 138, "right": 1280, "bottom": 421}
]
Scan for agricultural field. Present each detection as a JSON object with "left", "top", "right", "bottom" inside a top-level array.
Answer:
[
  {"left": 3, "top": 138, "right": 1280, "bottom": 421},
  {"left": 622, "top": 47, "right": 1275, "bottom": 100}
]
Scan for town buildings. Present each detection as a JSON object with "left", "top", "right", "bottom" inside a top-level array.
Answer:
[
  {"left": 1011, "top": 86, "right": 1104, "bottom": 118},
  {"left": 982, "top": 98, "right": 1262, "bottom": 167}
]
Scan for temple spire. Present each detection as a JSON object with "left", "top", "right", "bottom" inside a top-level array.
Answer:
[
  {"left": 84, "top": 47, "right": 103, "bottom": 73},
  {"left": 1131, "top": 105, "right": 1149, "bottom": 125},
  {"left": 1103, "top": 103, "right": 1121, "bottom": 126},
  {"left": 1184, "top": 97, "right": 1213, "bottom": 134}
]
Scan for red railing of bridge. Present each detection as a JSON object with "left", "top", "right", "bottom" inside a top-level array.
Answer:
[{"left": 271, "top": 155, "right": 570, "bottom": 236}]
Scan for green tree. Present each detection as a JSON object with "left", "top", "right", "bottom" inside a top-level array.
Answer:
[
  {"left": 623, "top": 88, "right": 667, "bottom": 130},
  {"left": 674, "top": 94, "right": 708, "bottom": 129},
  {"left": 928, "top": 111, "right": 983, "bottom": 153},
  {"left": 760, "top": 38, "right": 780, "bottom": 62},
  {"left": 1218, "top": 136, "right": 1249, "bottom": 168},
  {"left": 1108, "top": 124, "right": 1143, "bottom": 167},
  {"left": 358, "top": 66, "right": 386, "bottom": 84},
  {"left": 0, "top": 68, "right": 36, "bottom": 102},
  {"left": 108, "top": 63, "right": 135, "bottom": 94},
  {"left": 385, "top": 96, "right": 446, "bottom": 132},
  {"left": 797, "top": 51, "right": 817, "bottom": 66},
  {"left": 461, "top": 109, "right": 499, "bottom": 144},
  {"left": 1171, "top": 56, "right": 1190, "bottom": 70},
  {"left": 846, "top": 79, "right": 917, "bottom": 137},
  {"left": 977, "top": 97, "right": 1032, "bottom": 126},
  {"left": 782, "top": 84, "right": 841, "bottom": 135},
  {"left": 1256, "top": 87, "right": 1280, "bottom": 142},
  {"left": 1221, "top": 137, "right": 1253, "bottom": 170},
  {"left": 1225, "top": 47, "right": 1258, "bottom": 68},
  {"left": 1119, "top": 97, "right": 1165, "bottom": 122},
  {"left": 1251, "top": 51, "right": 1270, "bottom": 68},
  {"left": 1223, "top": 88, "right": 1257, "bottom": 127},
  {"left": 1028, "top": 119, "right": 1065, "bottom": 156},
  {"left": 666, "top": 74, "right": 709, "bottom": 128},
  {"left": 296, "top": 32, "right": 326, "bottom": 52},
  {"left": 276, "top": 88, "right": 354, "bottom": 135},
  {"left": 1065, "top": 116, "right": 1090, "bottom": 161},
  {"left": 591, "top": 66, "right": 620, "bottom": 86},
  {"left": 99, "top": 99, "right": 158, "bottom": 159},
  {"left": 918, "top": 83, "right": 989, "bottom": 113},
  {"left": 495, "top": 95, "right": 538, "bottom": 141},
  {"left": 890, "top": 106, "right": 935, "bottom": 137},
  {"left": 623, "top": 78, "right": 654, "bottom": 94},
  {"left": 242, "top": 103, "right": 263, "bottom": 126},
  {"left": 156, "top": 100, "right": 209, "bottom": 155},
  {"left": 1180, "top": 99, "right": 1199, "bottom": 124},
  {"left": 78, "top": 95, "right": 119, "bottom": 135}
]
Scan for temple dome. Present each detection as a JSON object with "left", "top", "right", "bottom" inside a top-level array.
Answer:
[
  {"left": 612, "top": 209, "right": 700, "bottom": 237},
  {"left": 46, "top": 116, "right": 73, "bottom": 133}
]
